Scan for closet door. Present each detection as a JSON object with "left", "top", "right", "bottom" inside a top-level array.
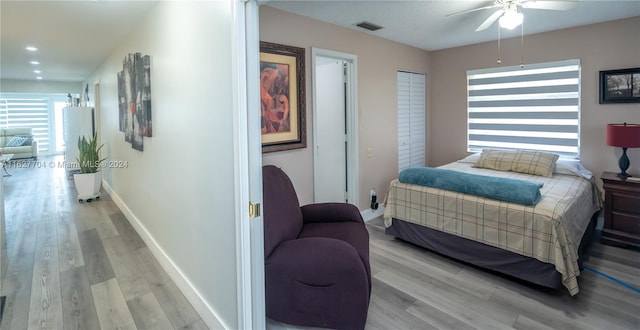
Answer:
[{"left": 397, "top": 71, "right": 426, "bottom": 172}]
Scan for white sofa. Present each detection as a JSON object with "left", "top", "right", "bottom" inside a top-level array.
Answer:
[{"left": 0, "top": 128, "right": 38, "bottom": 159}]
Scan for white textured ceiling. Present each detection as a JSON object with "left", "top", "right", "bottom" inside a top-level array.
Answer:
[
  {"left": 265, "top": 0, "right": 640, "bottom": 50},
  {"left": 1, "top": 1, "right": 638, "bottom": 83}
]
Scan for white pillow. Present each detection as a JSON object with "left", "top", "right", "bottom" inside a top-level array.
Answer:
[
  {"left": 554, "top": 159, "right": 593, "bottom": 179},
  {"left": 458, "top": 153, "right": 481, "bottom": 163}
]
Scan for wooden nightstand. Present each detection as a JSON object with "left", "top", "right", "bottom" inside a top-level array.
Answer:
[{"left": 601, "top": 171, "right": 640, "bottom": 248}]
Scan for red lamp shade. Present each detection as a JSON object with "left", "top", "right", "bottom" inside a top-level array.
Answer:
[{"left": 606, "top": 123, "right": 640, "bottom": 148}]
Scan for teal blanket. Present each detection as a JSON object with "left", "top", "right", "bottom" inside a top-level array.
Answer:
[{"left": 399, "top": 166, "right": 543, "bottom": 205}]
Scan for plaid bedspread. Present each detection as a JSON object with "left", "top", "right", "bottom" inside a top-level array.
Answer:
[{"left": 383, "top": 161, "right": 602, "bottom": 295}]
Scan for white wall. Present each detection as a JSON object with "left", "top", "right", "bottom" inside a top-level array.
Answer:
[
  {"left": 0, "top": 79, "right": 81, "bottom": 94},
  {"left": 84, "top": 2, "right": 239, "bottom": 328}
]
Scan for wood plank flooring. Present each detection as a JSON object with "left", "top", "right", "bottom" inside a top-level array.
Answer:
[
  {"left": 268, "top": 215, "right": 640, "bottom": 329},
  {"left": 0, "top": 156, "right": 207, "bottom": 329},
  {"left": 363, "top": 217, "right": 640, "bottom": 330},
  {"left": 3, "top": 156, "right": 639, "bottom": 329}
]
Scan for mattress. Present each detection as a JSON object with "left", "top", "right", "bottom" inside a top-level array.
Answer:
[{"left": 383, "top": 160, "right": 602, "bottom": 295}]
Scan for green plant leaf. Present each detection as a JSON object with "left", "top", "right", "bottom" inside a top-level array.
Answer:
[{"left": 76, "top": 132, "right": 105, "bottom": 173}]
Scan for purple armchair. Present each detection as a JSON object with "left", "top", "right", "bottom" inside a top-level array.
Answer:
[{"left": 262, "top": 165, "right": 371, "bottom": 330}]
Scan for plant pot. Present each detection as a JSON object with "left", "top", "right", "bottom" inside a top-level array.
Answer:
[{"left": 73, "top": 171, "right": 102, "bottom": 202}]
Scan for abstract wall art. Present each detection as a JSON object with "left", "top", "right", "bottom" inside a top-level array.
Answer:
[
  {"left": 117, "top": 52, "right": 152, "bottom": 151},
  {"left": 260, "top": 42, "right": 306, "bottom": 153}
]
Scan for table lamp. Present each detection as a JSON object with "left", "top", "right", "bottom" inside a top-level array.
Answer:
[{"left": 606, "top": 123, "right": 640, "bottom": 178}]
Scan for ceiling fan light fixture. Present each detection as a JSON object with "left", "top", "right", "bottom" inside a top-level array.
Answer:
[{"left": 499, "top": 10, "right": 523, "bottom": 30}]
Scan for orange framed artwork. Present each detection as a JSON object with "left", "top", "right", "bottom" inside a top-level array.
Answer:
[{"left": 260, "top": 42, "right": 306, "bottom": 153}]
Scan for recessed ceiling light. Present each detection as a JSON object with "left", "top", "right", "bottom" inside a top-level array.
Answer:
[
  {"left": 30, "top": 61, "right": 40, "bottom": 65},
  {"left": 36, "top": 76, "right": 43, "bottom": 80},
  {"left": 34, "top": 70, "right": 41, "bottom": 74},
  {"left": 26, "top": 46, "right": 38, "bottom": 52}
]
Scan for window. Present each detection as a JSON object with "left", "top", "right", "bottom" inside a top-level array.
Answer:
[
  {"left": 398, "top": 71, "right": 426, "bottom": 172},
  {"left": 0, "top": 93, "right": 67, "bottom": 155},
  {"left": 467, "top": 59, "right": 581, "bottom": 158}
]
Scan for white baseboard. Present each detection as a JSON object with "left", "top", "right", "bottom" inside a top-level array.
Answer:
[
  {"left": 101, "top": 181, "right": 226, "bottom": 329},
  {"left": 360, "top": 206, "right": 385, "bottom": 222}
]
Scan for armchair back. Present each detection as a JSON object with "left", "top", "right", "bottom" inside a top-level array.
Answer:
[{"left": 262, "top": 165, "right": 303, "bottom": 258}]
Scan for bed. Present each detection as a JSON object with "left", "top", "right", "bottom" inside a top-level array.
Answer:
[{"left": 383, "top": 150, "right": 603, "bottom": 295}]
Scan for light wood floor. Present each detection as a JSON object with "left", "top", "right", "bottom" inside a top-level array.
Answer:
[
  {"left": 364, "top": 217, "right": 640, "bottom": 330},
  {"left": 269, "top": 216, "right": 640, "bottom": 330},
  {"left": 0, "top": 157, "right": 207, "bottom": 329},
  {"left": 3, "top": 157, "right": 639, "bottom": 330}
]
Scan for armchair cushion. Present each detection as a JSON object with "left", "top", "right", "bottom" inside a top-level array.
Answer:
[{"left": 299, "top": 221, "right": 371, "bottom": 288}]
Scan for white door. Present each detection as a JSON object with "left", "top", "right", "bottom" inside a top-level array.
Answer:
[
  {"left": 312, "top": 48, "right": 359, "bottom": 205},
  {"left": 314, "top": 57, "right": 347, "bottom": 202},
  {"left": 397, "top": 71, "right": 426, "bottom": 172}
]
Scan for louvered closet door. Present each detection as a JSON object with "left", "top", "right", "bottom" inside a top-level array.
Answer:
[{"left": 397, "top": 71, "right": 426, "bottom": 172}]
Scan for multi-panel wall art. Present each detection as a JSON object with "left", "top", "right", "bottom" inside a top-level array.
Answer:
[{"left": 117, "top": 52, "right": 152, "bottom": 151}]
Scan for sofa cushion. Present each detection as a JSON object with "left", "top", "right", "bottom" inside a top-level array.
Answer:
[
  {"left": 3, "top": 127, "right": 33, "bottom": 136},
  {"left": 0, "top": 146, "right": 33, "bottom": 154},
  {"left": 5, "top": 135, "right": 29, "bottom": 147}
]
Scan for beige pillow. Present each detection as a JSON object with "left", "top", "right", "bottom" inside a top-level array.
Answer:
[{"left": 474, "top": 149, "right": 559, "bottom": 177}]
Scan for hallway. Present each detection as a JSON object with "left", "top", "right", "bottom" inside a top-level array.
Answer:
[{"left": 1, "top": 156, "right": 207, "bottom": 329}]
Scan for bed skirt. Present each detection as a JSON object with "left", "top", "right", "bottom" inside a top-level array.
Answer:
[{"left": 385, "top": 211, "right": 599, "bottom": 290}]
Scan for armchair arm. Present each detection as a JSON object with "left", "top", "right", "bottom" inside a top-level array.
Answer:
[
  {"left": 300, "top": 203, "right": 364, "bottom": 224},
  {"left": 31, "top": 138, "right": 38, "bottom": 158}
]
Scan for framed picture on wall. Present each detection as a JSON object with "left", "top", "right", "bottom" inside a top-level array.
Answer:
[
  {"left": 599, "top": 67, "right": 640, "bottom": 104},
  {"left": 260, "top": 41, "right": 306, "bottom": 153}
]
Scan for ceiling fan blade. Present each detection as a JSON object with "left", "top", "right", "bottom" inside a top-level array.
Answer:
[
  {"left": 475, "top": 9, "right": 504, "bottom": 31},
  {"left": 445, "top": 3, "right": 499, "bottom": 18},
  {"left": 522, "top": 0, "right": 578, "bottom": 10}
]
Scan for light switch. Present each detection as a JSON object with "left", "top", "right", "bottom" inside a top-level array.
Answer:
[{"left": 367, "top": 148, "right": 373, "bottom": 158}]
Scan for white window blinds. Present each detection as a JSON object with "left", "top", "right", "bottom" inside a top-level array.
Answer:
[
  {"left": 467, "top": 59, "right": 581, "bottom": 158},
  {"left": 0, "top": 94, "right": 53, "bottom": 154},
  {"left": 398, "top": 71, "right": 426, "bottom": 172}
]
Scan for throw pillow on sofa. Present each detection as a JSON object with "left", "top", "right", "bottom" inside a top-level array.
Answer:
[
  {"left": 18, "top": 135, "right": 33, "bottom": 146},
  {"left": 5, "top": 135, "right": 29, "bottom": 147}
]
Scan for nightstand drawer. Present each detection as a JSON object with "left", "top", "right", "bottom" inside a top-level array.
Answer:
[
  {"left": 611, "top": 193, "right": 640, "bottom": 215},
  {"left": 611, "top": 212, "right": 640, "bottom": 234},
  {"left": 601, "top": 171, "right": 640, "bottom": 248}
]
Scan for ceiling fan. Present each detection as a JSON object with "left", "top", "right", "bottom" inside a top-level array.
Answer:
[{"left": 448, "top": 0, "right": 578, "bottom": 32}]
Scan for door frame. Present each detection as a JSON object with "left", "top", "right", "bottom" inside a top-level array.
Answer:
[
  {"left": 234, "top": 0, "right": 264, "bottom": 328},
  {"left": 311, "top": 48, "right": 359, "bottom": 205}
]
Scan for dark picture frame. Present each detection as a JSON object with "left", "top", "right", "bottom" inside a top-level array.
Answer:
[
  {"left": 599, "top": 67, "right": 640, "bottom": 104},
  {"left": 260, "top": 42, "right": 306, "bottom": 153}
]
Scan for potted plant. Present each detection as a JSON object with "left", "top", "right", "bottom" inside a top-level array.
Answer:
[{"left": 73, "top": 132, "right": 105, "bottom": 202}]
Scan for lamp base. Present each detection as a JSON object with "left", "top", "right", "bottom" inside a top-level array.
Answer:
[{"left": 617, "top": 147, "right": 631, "bottom": 178}]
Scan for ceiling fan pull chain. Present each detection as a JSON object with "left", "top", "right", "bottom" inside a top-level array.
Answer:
[
  {"left": 497, "top": 26, "right": 502, "bottom": 64},
  {"left": 520, "top": 19, "right": 525, "bottom": 68}
]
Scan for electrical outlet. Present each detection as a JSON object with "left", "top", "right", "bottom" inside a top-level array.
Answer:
[{"left": 367, "top": 148, "right": 373, "bottom": 158}]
